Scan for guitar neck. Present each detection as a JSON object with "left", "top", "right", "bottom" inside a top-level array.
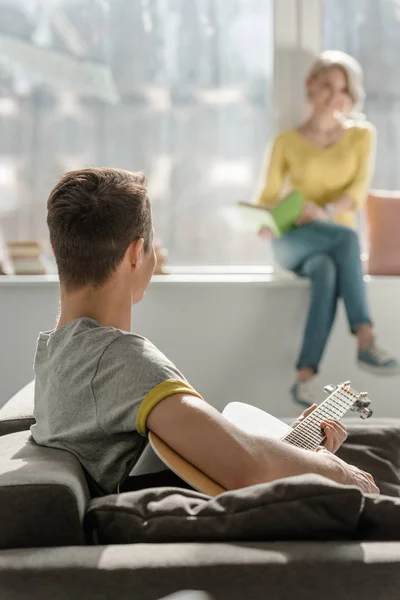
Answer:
[{"left": 282, "top": 387, "right": 356, "bottom": 451}]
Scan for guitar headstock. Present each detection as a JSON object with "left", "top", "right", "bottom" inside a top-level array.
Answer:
[{"left": 324, "top": 381, "right": 373, "bottom": 419}]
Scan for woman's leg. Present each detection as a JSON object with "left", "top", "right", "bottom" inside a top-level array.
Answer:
[
  {"left": 273, "top": 228, "right": 340, "bottom": 406},
  {"left": 322, "top": 225, "right": 372, "bottom": 332},
  {"left": 274, "top": 221, "right": 399, "bottom": 378},
  {"left": 296, "top": 253, "right": 339, "bottom": 374},
  {"left": 326, "top": 224, "right": 400, "bottom": 372},
  {"left": 274, "top": 221, "right": 372, "bottom": 330}
]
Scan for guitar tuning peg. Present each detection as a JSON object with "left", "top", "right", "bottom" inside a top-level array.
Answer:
[
  {"left": 359, "top": 391, "right": 368, "bottom": 398},
  {"left": 324, "top": 384, "right": 336, "bottom": 394},
  {"left": 342, "top": 380, "right": 351, "bottom": 387},
  {"left": 360, "top": 407, "right": 373, "bottom": 419}
]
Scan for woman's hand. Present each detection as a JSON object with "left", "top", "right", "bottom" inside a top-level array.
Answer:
[
  {"left": 296, "top": 201, "right": 328, "bottom": 225},
  {"left": 258, "top": 226, "right": 275, "bottom": 241},
  {"left": 292, "top": 403, "right": 348, "bottom": 454}
]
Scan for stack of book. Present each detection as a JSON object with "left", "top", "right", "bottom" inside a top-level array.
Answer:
[
  {"left": 7, "top": 241, "right": 46, "bottom": 275},
  {"left": 154, "top": 244, "right": 168, "bottom": 274}
]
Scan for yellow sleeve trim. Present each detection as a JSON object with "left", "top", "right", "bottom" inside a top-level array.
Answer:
[{"left": 136, "top": 379, "right": 203, "bottom": 436}]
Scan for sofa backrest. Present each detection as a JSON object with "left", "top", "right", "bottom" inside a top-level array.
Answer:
[{"left": 0, "top": 430, "right": 90, "bottom": 549}]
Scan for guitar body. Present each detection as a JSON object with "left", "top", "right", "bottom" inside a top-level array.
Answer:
[
  {"left": 223, "top": 402, "right": 291, "bottom": 439},
  {"left": 149, "top": 402, "right": 292, "bottom": 497},
  {"left": 149, "top": 383, "right": 372, "bottom": 497},
  {"left": 149, "top": 433, "right": 226, "bottom": 496}
]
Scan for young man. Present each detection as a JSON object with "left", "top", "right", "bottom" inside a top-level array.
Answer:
[{"left": 31, "top": 168, "right": 378, "bottom": 496}]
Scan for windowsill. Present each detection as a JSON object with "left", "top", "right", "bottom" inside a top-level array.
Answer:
[
  {"left": 0, "top": 271, "right": 399, "bottom": 287},
  {"left": 0, "top": 272, "right": 301, "bottom": 286}
]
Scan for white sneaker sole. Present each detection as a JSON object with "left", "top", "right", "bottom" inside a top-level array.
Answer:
[{"left": 357, "top": 361, "right": 400, "bottom": 376}]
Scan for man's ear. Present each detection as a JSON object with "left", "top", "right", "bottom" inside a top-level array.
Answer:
[{"left": 127, "top": 238, "right": 144, "bottom": 268}]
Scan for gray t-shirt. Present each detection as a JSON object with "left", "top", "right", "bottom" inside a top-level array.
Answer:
[{"left": 31, "top": 317, "right": 201, "bottom": 494}]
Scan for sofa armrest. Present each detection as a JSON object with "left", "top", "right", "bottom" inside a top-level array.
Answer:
[
  {"left": 0, "top": 430, "right": 90, "bottom": 549},
  {"left": 0, "top": 380, "right": 35, "bottom": 437}
]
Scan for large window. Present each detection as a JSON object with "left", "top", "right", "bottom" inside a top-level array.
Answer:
[
  {"left": 2, "top": 1, "right": 396, "bottom": 270},
  {"left": 324, "top": 0, "right": 400, "bottom": 190},
  {"left": 0, "top": 0, "right": 273, "bottom": 267}
]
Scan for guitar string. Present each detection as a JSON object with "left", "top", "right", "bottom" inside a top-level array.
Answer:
[
  {"left": 286, "top": 390, "right": 355, "bottom": 449},
  {"left": 285, "top": 394, "right": 352, "bottom": 449},
  {"left": 284, "top": 388, "right": 358, "bottom": 449}
]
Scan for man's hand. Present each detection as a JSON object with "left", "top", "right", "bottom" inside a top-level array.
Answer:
[
  {"left": 291, "top": 404, "right": 317, "bottom": 428},
  {"left": 292, "top": 404, "right": 348, "bottom": 454},
  {"left": 296, "top": 201, "right": 327, "bottom": 225},
  {"left": 320, "top": 419, "right": 348, "bottom": 453},
  {"left": 147, "top": 394, "right": 379, "bottom": 494},
  {"left": 315, "top": 447, "right": 379, "bottom": 494}
]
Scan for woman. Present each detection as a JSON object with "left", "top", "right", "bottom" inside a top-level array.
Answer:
[{"left": 256, "top": 50, "right": 399, "bottom": 407}]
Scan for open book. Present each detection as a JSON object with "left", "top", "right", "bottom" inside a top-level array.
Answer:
[{"left": 238, "top": 190, "right": 304, "bottom": 237}]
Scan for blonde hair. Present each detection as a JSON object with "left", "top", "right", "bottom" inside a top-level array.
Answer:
[{"left": 307, "top": 50, "right": 365, "bottom": 115}]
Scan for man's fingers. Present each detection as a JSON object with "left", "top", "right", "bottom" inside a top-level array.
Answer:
[
  {"left": 323, "top": 418, "right": 346, "bottom": 431},
  {"left": 363, "top": 471, "right": 376, "bottom": 484},
  {"left": 292, "top": 403, "right": 318, "bottom": 429},
  {"left": 322, "top": 419, "right": 348, "bottom": 441},
  {"left": 357, "top": 472, "right": 380, "bottom": 494},
  {"left": 322, "top": 425, "right": 335, "bottom": 452},
  {"left": 321, "top": 419, "right": 348, "bottom": 453},
  {"left": 303, "top": 404, "right": 318, "bottom": 418}
]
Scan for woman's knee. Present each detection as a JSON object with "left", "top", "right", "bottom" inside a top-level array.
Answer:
[
  {"left": 301, "top": 253, "right": 337, "bottom": 284},
  {"left": 338, "top": 226, "right": 360, "bottom": 252},
  {"left": 272, "top": 238, "right": 299, "bottom": 272}
]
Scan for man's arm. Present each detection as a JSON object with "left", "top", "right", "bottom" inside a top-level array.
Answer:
[{"left": 147, "top": 394, "right": 378, "bottom": 494}]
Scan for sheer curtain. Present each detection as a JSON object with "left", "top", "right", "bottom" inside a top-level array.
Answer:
[{"left": 0, "top": 0, "right": 274, "bottom": 267}]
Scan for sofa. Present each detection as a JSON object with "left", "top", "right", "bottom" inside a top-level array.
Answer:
[{"left": 1, "top": 381, "right": 400, "bottom": 600}]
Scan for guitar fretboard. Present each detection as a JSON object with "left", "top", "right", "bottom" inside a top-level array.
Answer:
[{"left": 283, "top": 387, "right": 356, "bottom": 451}]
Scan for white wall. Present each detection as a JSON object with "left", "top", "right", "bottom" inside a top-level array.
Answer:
[{"left": 1, "top": 275, "right": 400, "bottom": 420}]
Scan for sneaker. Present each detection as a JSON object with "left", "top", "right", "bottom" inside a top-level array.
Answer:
[
  {"left": 358, "top": 343, "right": 400, "bottom": 375},
  {"left": 290, "top": 380, "right": 317, "bottom": 408}
]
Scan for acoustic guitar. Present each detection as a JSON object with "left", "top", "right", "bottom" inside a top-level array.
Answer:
[{"left": 149, "top": 381, "right": 372, "bottom": 496}]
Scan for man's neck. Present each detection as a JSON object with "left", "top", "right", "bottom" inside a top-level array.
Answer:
[{"left": 57, "top": 279, "right": 132, "bottom": 332}]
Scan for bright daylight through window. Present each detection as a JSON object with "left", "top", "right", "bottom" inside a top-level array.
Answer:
[{"left": 0, "top": 0, "right": 273, "bottom": 269}]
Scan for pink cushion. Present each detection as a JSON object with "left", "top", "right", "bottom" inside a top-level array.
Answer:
[{"left": 366, "top": 191, "right": 400, "bottom": 275}]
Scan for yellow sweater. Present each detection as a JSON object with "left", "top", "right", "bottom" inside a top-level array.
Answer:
[{"left": 256, "top": 124, "right": 374, "bottom": 228}]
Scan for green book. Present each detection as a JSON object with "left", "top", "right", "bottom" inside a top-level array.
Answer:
[{"left": 238, "top": 190, "right": 304, "bottom": 237}]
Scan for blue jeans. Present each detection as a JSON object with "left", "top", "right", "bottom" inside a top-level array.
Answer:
[{"left": 272, "top": 221, "right": 372, "bottom": 373}]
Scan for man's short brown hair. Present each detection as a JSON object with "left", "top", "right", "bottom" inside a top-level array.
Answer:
[{"left": 47, "top": 168, "right": 152, "bottom": 290}]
